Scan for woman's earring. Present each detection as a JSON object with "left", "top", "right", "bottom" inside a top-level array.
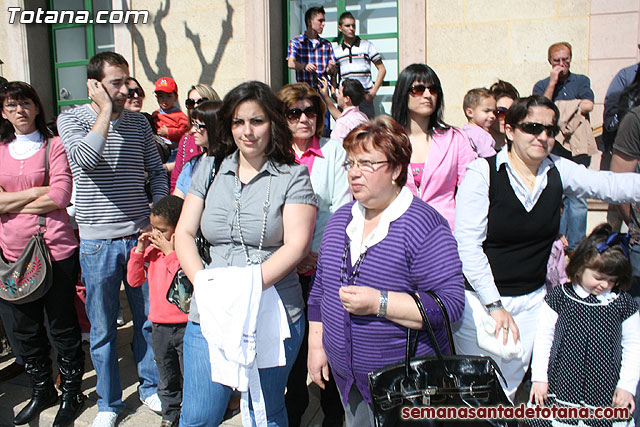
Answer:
[{"left": 391, "top": 178, "right": 397, "bottom": 186}]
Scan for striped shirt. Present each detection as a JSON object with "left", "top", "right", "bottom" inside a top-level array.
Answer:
[
  {"left": 57, "top": 104, "right": 169, "bottom": 240},
  {"left": 334, "top": 37, "right": 381, "bottom": 90},
  {"left": 308, "top": 197, "right": 465, "bottom": 403}
]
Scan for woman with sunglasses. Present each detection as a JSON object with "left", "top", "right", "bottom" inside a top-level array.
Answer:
[
  {"left": 489, "top": 80, "right": 520, "bottom": 151},
  {"left": 453, "top": 95, "right": 640, "bottom": 400},
  {"left": 0, "top": 82, "right": 85, "bottom": 426},
  {"left": 307, "top": 116, "right": 464, "bottom": 427},
  {"left": 170, "top": 84, "right": 220, "bottom": 193},
  {"left": 277, "top": 82, "right": 350, "bottom": 426},
  {"left": 124, "top": 77, "right": 145, "bottom": 113},
  {"left": 391, "top": 63, "right": 476, "bottom": 231},
  {"left": 173, "top": 101, "right": 221, "bottom": 199}
]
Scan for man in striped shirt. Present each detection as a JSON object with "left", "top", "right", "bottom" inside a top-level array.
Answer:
[{"left": 57, "top": 52, "right": 167, "bottom": 427}]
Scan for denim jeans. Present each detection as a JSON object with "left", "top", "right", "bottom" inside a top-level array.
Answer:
[
  {"left": 552, "top": 147, "right": 590, "bottom": 252},
  {"left": 80, "top": 237, "right": 158, "bottom": 412},
  {"left": 180, "top": 314, "right": 305, "bottom": 427}
]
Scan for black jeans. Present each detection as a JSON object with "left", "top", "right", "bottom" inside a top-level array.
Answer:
[
  {"left": 9, "top": 251, "right": 82, "bottom": 362},
  {"left": 0, "top": 297, "right": 23, "bottom": 365},
  {"left": 285, "top": 275, "right": 344, "bottom": 427},
  {"left": 151, "top": 322, "right": 186, "bottom": 422}
]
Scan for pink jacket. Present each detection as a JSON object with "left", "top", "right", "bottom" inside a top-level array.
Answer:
[
  {"left": 127, "top": 247, "right": 187, "bottom": 324},
  {"left": 405, "top": 127, "right": 477, "bottom": 230},
  {"left": 0, "top": 137, "right": 77, "bottom": 261}
]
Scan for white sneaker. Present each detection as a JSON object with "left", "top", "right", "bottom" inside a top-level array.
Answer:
[
  {"left": 92, "top": 411, "right": 118, "bottom": 427},
  {"left": 141, "top": 393, "right": 162, "bottom": 414}
]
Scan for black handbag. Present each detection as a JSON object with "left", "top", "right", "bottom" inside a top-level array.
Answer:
[
  {"left": 166, "top": 157, "right": 221, "bottom": 313},
  {"left": 368, "top": 292, "right": 513, "bottom": 427},
  {"left": 0, "top": 142, "right": 53, "bottom": 304}
]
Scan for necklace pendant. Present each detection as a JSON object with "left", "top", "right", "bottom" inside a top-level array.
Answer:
[{"left": 249, "top": 253, "right": 262, "bottom": 264}]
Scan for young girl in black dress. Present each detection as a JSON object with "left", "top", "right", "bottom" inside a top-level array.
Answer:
[{"left": 529, "top": 223, "right": 639, "bottom": 427}]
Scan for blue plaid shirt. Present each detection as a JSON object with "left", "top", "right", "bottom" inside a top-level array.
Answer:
[{"left": 287, "top": 32, "right": 336, "bottom": 89}]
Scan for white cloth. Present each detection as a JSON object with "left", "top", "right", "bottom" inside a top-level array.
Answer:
[
  {"left": 345, "top": 186, "right": 413, "bottom": 265},
  {"left": 467, "top": 294, "right": 525, "bottom": 360},
  {"left": 454, "top": 146, "right": 640, "bottom": 305},
  {"left": 194, "top": 265, "right": 290, "bottom": 427},
  {"left": 453, "top": 286, "right": 547, "bottom": 401},
  {"left": 9, "top": 130, "right": 44, "bottom": 159},
  {"left": 530, "top": 286, "right": 640, "bottom": 394}
]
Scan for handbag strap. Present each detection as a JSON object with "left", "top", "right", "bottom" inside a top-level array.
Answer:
[
  {"left": 405, "top": 293, "right": 453, "bottom": 381},
  {"left": 38, "top": 141, "right": 50, "bottom": 230},
  {"left": 425, "top": 290, "right": 456, "bottom": 355}
]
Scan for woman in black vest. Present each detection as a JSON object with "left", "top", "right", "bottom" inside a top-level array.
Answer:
[{"left": 452, "top": 95, "right": 640, "bottom": 400}]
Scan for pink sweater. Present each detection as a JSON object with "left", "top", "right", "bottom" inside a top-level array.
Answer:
[
  {"left": 0, "top": 137, "right": 77, "bottom": 261},
  {"left": 404, "top": 127, "right": 477, "bottom": 230},
  {"left": 127, "top": 246, "right": 188, "bottom": 324}
]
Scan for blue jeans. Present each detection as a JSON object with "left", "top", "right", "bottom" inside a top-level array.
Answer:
[
  {"left": 553, "top": 149, "right": 590, "bottom": 252},
  {"left": 558, "top": 193, "right": 588, "bottom": 252},
  {"left": 180, "top": 314, "right": 305, "bottom": 426},
  {"left": 80, "top": 237, "right": 158, "bottom": 412}
]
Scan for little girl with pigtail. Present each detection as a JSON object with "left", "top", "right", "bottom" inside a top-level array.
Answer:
[{"left": 529, "top": 223, "right": 640, "bottom": 427}]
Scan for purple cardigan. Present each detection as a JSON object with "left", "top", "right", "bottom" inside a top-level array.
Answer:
[{"left": 308, "top": 197, "right": 465, "bottom": 403}]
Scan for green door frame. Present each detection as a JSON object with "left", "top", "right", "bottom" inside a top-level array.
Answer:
[
  {"left": 284, "top": 0, "right": 399, "bottom": 87},
  {"left": 49, "top": 0, "right": 97, "bottom": 113}
]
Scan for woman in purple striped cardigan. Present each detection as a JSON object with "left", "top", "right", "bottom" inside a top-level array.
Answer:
[{"left": 307, "top": 116, "right": 465, "bottom": 427}]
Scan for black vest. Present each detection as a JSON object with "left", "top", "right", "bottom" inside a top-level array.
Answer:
[{"left": 482, "top": 155, "right": 562, "bottom": 297}]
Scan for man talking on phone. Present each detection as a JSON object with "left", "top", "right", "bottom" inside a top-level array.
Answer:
[{"left": 57, "top": 51, "right": 167, "bottom": 427}]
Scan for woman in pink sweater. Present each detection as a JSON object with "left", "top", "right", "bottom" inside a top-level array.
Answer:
[
  {"left": 0, "top": 81, "right": 84, "bottom": 426},
  {"left": 391, "top": 64, "right": 477, "bottom": 230}
]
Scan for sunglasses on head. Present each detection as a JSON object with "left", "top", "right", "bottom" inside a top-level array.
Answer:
[
  {"left": 185, "top": 97, "right": 209, "bottom": 109},
  {"left": 409, "top": 84, "right": 438, "bottom": 96},
  {"left": 514, "top": 122, "right": 560, "bottom": 138},
  {"left": 285, "top": 106, "right": 317, "bottom": 121},
  {"left": 127, "top": 88, "right": 144, "bottom": 98},
  {"left": 192, "top": 122, "right": 206, "bottom": 131}
]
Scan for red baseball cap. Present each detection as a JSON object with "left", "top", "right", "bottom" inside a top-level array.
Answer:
[{"left": 154, "top": 77, "right": 178, "bottom": 94}]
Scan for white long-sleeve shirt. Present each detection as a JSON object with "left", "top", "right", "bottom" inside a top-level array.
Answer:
[{"left": 454, "top": 147, "right": 640, "bottom": 305}]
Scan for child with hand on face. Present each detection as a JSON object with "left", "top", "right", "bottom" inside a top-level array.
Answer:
[
  {"left": 529, "top": 223, "right": 640, "bottom": 427},
  {"left": 127, "top": 195, "right": 187, "bottom": 427},
  {"left": 462, "top": 88, "right": 497, "bottom": 158}
]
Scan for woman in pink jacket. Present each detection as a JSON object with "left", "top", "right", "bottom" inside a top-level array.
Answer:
[{"left": 391, "top": 64, "right": 477, "bottom": 230}]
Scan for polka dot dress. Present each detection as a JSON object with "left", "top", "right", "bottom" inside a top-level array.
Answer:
[{"left": 528, "top": 283, "right": 638, "bottom": 427}]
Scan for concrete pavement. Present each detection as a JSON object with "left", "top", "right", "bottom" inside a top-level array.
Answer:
[{"left": 0, "top": 291, "right": 326, "bottom": 426}]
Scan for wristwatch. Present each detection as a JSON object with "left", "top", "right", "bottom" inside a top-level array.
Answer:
[
  {"left": 377, "top": 290, "right": 389, "bottom": 317},
  {"left": 485, "top": 300, "right": 504, "bottom": 313}
]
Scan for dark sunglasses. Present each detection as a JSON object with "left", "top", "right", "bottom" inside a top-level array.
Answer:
[
  {"left": 496, "top": 107, "right": 508, "bottom": 118},
  {"left": 127, "top": 88, "right": 144, "bottom": 98},
  {"left": 191, "top": 122, "right": 206, "bottom": 131},
  {"left": 285, "top": 106, "right": 317, "bottom": 121},
  {"left": 514, "top": 122, "right": 560, "bottom": 138},
  {"left": 409, "top": 84, "right": 439, "bottom": 96},
  {"left": 185, "top": 97, "right": 209, "bottom": 109}
]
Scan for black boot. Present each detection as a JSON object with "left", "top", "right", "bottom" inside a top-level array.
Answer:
[
  {"left": 13, "top": 357, "right": 58, "bottom": 425},
  {"left": 53, "top": 354, "right": 86, "bottom": 427}
]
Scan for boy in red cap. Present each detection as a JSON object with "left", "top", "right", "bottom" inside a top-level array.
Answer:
[{"left": 151, "top": 77, "right": 189, "bottom": 147}]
